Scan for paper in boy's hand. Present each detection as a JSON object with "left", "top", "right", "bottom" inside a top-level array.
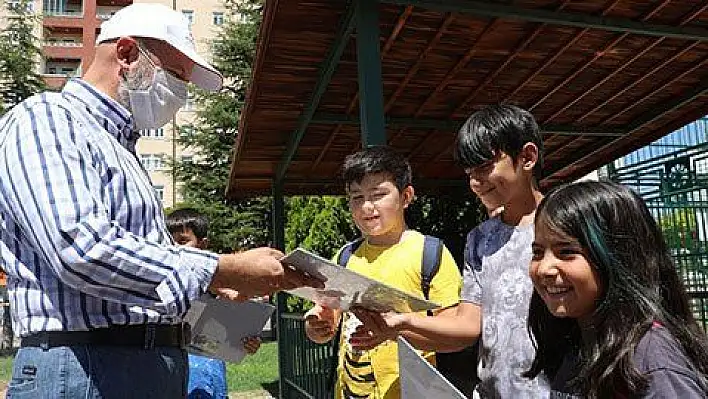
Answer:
[
  {"left": 281, "top": 248, "right": 439, "bottom": 313},
  {"left": 398, "top": 337, "right": 467, "bottom": 399},
  {"left": 184, "top": 296, "right": 275, "bottom": 364}
]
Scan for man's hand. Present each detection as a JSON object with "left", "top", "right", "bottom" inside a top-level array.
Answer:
[
  {"left": 209, "top": 247, "right": 323, "bottom": 300},
  {"left": 242, "top": 335, "right": 262, "bottom": 355},
  {"left": 304, "top": 305, "right": 338, "bottom": 344},
  {"left": 349, "top": 308, "right": 410, "bottom": 350}
]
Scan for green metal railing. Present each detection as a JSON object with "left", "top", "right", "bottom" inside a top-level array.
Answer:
[
  {"left": 277, "top": 294, "right": 338, "bottom": 399},
  {"left": 609, "top": 141, "right": 708, "bottom": 330}
]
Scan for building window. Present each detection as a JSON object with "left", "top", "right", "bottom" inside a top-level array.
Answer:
[
  {"left": 179, "top": 124, "right": 194, "bottom": 138},
  {"left": 212, "top": 11, "right": 224, "bottom": 25},
  {"left": 141, "top": 128, "right": 164, "bottom": 139},
  {"left": 182, "top": 10, "right": 194, "bottom": 25},
  {"left": 153, "top": 185, "right": 164, "bottom": 201},
  {"left": 184, "top": 91, "right": 196, "bottom": 111},
  {"left": 139, "top": 154, "right": 165, "bottom": 171},
  {"left": 7, "top": 0, "right": 32, "bottom": 12}
]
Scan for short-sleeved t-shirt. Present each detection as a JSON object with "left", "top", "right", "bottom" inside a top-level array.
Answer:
[
  {"left": 335, "top": 230, "right": 462, "bottom": 399},
  {"left": 461, "top": 217, "right": 549, "bottom": 398},
  {"left": 550, "top": 325, "right": 708, "bottom": 398}
]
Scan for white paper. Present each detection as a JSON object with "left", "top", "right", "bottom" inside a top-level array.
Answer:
[
  {"left": 398, "top": 337, "right": 468, "bottom": 399},
  {"left": 282, "top": 248, "right": 439, "bottom": 313},
  {"left": 184, "top": 296, "right": 275, "bottom": 364}
]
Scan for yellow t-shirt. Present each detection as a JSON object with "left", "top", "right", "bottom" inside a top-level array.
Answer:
[{"left": 335, "top": 230, "right": 462, "bottom": 399}]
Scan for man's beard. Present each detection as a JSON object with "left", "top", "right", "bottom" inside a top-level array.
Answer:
[{"left": 117, "top": 53, "right": 155, "bottom": 111}]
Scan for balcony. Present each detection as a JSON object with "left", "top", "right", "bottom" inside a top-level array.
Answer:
[
  {"left": 43, "top": 39, "right": 83, "bottom": 59},
  {"left": 96, "top": 6, "right": 122, "bottom": 21},
  {"left": 43, "top": 1, "right": 83, "bottom": 28},
  {"left": 43, "top": 59, "right": 81, "bottom": 78},
  {"left": 43, "top": 2, "right": 83, "bottom": 18}
]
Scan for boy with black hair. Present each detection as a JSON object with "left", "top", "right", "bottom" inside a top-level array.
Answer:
[
  {"left": 166, "top": 208, "right": 261, "bottom": 399},
  {"left": 304, "top": 146, "right": 463, "bottom": 399},
  {"left": 353, "top": 105, "right": 549, "bottom": 397}
]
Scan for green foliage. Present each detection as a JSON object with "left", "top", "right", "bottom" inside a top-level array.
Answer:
[
  {"left": 285, "top": 196, "right": 357, "bottom": 258},
  {"left": 408, "top": 192, "right": 485, "bottom": 265},
  {"left": 659, "top": 208, "right": 699, "bottom": 250},
  {"left": 0, "top": 0, "right": 45, "bottom": 113}
]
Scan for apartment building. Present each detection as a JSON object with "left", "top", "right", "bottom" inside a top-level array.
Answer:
[{"left": 3, "top": 0, "right": 227, "bottom": 207}]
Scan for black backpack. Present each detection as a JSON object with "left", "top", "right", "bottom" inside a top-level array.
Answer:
[{"left": 330, "top": 236, "right": 478, "bottom": 397}]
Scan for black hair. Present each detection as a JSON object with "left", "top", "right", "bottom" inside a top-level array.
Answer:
[
  {"left": 525, "top": 181, "right": 708, "bottom": 397},
  {"left": 166, "top": 208, "right": 209, "bottom": 240},
  {"left": 341, "top": 146, "right": 412, "bottom": 192},
  {"left": 454, "top": 104, "right": 544, "bottom": 180}
]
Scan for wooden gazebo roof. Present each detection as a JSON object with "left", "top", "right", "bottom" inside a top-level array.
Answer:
[{"left": 227, "top": 0, "right": 708, "bottom": 198}]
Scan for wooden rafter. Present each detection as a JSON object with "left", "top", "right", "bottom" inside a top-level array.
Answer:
[
  {"left": 501, "top": 0, "right": 623, "bottom": 104},
  {"left": 308, "top": 5, "right": 414, "bottom": 175},
  {"left": 451, "top": 0, "right": 574, "bottom": 117},
  {"left": 543, "top": 2, "right": 708, "bottom": 125}
]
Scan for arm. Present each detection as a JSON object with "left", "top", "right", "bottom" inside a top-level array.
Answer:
[
  {"left": 0, "top": 103, "right": 319, "bottom": 315},
  {"left": 350, "top": 302, "right": 481, "bottom": 352}
]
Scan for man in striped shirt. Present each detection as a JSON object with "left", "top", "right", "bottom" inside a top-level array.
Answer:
[{"left": 0, "top": 4, "right": 320, "bottom": 397}]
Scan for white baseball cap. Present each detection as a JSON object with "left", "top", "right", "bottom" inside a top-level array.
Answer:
[{"left": 96, "top": 3, "right": 223, "bottom": 92}]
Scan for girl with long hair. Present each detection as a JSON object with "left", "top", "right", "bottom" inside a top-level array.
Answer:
[{"left": 525, "top": 181, "right": 708, "bottom": 397}]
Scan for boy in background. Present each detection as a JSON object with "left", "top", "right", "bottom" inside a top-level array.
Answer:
[
  {"left": 304, "top": 146, "right": 463, "bottom": 399},
  {"left": 352, "top": 105, "right": 550, "bottom": 397},
  {"left": 167, "top": 208, "right": 261, "bottom": 399}
]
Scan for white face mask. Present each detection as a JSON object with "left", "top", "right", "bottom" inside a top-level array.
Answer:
[{"left": 119, "top": 45, "right": 188, "bottom": 130}]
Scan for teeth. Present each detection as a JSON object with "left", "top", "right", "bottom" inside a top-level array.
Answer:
[{"left": 546, "top": 286, "right": 570, "bottom": 294}]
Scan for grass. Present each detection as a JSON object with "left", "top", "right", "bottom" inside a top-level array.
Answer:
[
  {"left": 226, "top": 341, "right": 279, "bottom": 393},
  {"left": 0, "top": 342, "right": 280, "bottom": 394}
]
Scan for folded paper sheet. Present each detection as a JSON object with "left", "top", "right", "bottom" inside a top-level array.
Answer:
[
  {"left": 282, "top": 248, "right": 439, "bottom": 313},
  {"left": 184, "top": 296, "right": 275, "bottom": 364},
  {"left": 398, "top": 337, "right": 468, "bottom": 399}
]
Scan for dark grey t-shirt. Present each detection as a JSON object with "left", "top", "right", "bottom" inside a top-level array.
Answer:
[
  {"left": 462, "top": 217, "right": 549, "bottom": 398},
  {"left": 550, "top": 325, "right": 707, "bottom": 398}
]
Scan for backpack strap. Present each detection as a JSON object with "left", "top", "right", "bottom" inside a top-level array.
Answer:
[
  {"left": 420, "top": 235, "right": 443, "bottom": 300},
  {"left": 421, "top": 235, "right": 443, "bottom": 317},
  {"left": 336, "top": 237, "right": 364, "bottom": 267}
]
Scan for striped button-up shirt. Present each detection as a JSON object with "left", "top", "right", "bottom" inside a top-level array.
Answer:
[{"left": 0, "top": 79, "right": 218, "bottom": 336}]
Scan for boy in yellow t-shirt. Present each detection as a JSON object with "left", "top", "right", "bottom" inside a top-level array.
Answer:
[{"left": 304, "top": 146, "right": 462, "bottom": 399}]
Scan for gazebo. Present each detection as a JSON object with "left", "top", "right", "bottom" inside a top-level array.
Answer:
[{"left": 227, "top": 1, "right": 708, "bottom": 397}]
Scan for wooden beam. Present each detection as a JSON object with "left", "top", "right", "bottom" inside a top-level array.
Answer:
[
  {"left": 309, "top": 6, "right": 413, "bottom": 173},
  {"left": 544, "top": 79, "right": 708, "bottom": 180},
  {"left": 380, "top": 0, "right": 708, "bottom": 41},
  {"left": 275, "top": 4, "right": 356, "bottom": 183},
  {"left": 311, "top": 113, "right": 626, "bottom": 137}
]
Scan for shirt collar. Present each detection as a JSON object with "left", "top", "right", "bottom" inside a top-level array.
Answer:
[{"left": 62, "top": 79, "right": 139, "bottom": 151}]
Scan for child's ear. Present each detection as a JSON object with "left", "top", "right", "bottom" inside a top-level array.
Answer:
[
  {"left": 402, "top": 185, "right": 414, "bottom": 209},
  {"left": 520, "top": 142, "right": 539, "bottom": 172}
]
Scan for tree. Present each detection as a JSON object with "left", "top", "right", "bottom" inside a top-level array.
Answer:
[
  {"left": 0, "top": 0, "right": 45, "bottom": 114},
  {"left": 408, "top": 192, "right": 485, "bottom": 266},
  {"left": 285, "top": 196, "right": 357, "bottom": 259},
  {"left": 171, "top": 0, "right": 270, "bottom": 253}
]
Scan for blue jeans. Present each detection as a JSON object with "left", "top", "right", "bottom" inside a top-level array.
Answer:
[
  {"left": 187, "top": 354, "right": 228, "bottom": 398},
  {"left": 7, "top": 345, "right": 187, "bottom": 398}
]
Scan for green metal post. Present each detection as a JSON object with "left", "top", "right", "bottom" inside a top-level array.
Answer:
[
  {"left": 272, "top": 181, "right": 287, "bottom": 398},
  {"left": 356, "top": 0, "right": 387, "bottom": 147}
]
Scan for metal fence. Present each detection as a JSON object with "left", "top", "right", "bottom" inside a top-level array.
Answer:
[{"left": 608, "top": 140, "right": 708, "bottom": 330}]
